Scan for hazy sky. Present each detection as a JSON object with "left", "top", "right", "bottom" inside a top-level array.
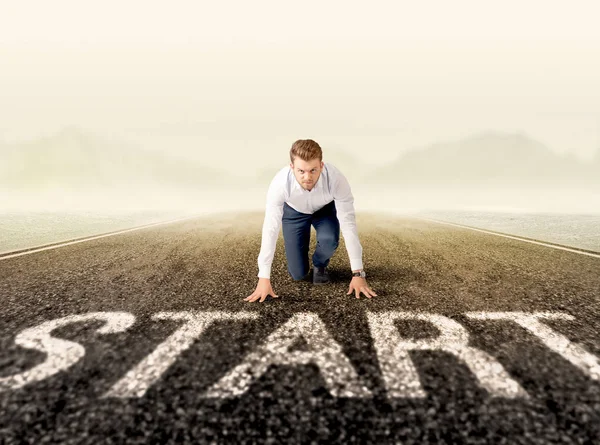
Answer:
[{"left": 2, "top": 0, "right": 599, "bottom": 167}]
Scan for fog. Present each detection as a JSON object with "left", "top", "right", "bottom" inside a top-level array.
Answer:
[
  {"left": 1, "top": 182, "right": 598, "bottom": 216},
  {"left": 1, "top": 1, "right": 599, "bottom": 215}
]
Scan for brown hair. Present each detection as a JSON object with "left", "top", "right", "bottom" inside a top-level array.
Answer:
[{"left": 290, "top": 139, "right": 323, "bottom": 164}]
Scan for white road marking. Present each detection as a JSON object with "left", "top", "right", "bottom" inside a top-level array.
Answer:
[
  {"left": 0, "top": 312, "right": 135, "bottom": 392},
  {"left": 103, "top": 311, "right": 258, "bottom": 399},
  {"left": 0, "top": 214, "right": 206, "bottom": 261},
  {"left": 413, "top": 216, "right": 600, "bottom": 259},
  {"left": 367, "top": 311, "right": 528, "bottom": 398},
  {"left": 203, "top": 312, "right": 373, "bottom": 398},
  {"left": 3, "top": 311, "right": 598, "bottom": 397},
  {"left": 466, "top": 312, "right": 600, "bottom": 380}
]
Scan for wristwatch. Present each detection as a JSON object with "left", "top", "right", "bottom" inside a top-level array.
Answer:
[{"left": 352, "top": 270, "right": 366, "bottom": 278}]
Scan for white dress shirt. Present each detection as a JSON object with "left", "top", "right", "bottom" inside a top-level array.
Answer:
[{"left": 257, "top": 162, "right": 363, "bottom": 279}]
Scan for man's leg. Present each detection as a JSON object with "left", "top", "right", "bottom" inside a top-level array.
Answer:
[
  {"left": 282, "top": 202, "right": 312, "bottom": 281},
  {"left": 311, "top": 200, "right": 340, "bottom": 269}
]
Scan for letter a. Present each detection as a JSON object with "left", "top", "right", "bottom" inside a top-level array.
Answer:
[{"left": 203, "top": 312, "right": 372, "bottom": 398}]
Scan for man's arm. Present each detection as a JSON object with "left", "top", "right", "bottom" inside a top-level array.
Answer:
[
  {"left": 257, "top": 176, "right": 285, "bottom": 279},
  {"left": 332, "top": 169, "right": 363, "bottom": 272}
]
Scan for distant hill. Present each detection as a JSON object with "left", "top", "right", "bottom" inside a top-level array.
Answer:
[
  {"left": 369, "top": 131, "right": 600, "bottom": 188},
  {"left": 0, "top": 127, "right": 234, "bottom": 191}
]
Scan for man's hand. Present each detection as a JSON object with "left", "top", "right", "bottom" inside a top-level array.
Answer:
[
  {"left": 347, "top": 277, "right": 378, "bottom": 299},
  {"left": 244, "top": 278, "right": 279, "bottom": 303}
]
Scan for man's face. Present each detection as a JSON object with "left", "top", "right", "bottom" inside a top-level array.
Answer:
[{"left": 290, "top": 157, "right": 324, "bottom": 191}]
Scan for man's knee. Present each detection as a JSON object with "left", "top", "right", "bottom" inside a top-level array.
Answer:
[{"left": 318, "top": 233, "right": 339, "bottom": 249}]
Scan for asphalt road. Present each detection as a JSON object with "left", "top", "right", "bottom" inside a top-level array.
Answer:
[{"left": 1, "top": 210, "right": 599, "bottom": 444}]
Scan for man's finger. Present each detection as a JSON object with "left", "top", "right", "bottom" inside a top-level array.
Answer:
[
  {"left": 260, "top": 294, "right": 267, "bottom": 303},
  {"left": 367, "top": 286, "right": 378, "bottom": 296},
  {"left": 245, "top": 293, "right": 259, "bottom": 302},
  {"left": 362, "top": 287, "right": 375, "bottom": 298}
]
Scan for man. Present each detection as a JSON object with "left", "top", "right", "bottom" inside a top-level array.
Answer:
[{"left": 244, "top": 139, "right": 378, "bottom": 303}]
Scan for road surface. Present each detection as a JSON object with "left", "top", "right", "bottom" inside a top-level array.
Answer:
[{"left": 1, "top": 211, "right": 599, "bottom": 444}]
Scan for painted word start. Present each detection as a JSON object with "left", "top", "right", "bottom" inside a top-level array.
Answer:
[{"left": 0, "top": 311, "right": 598, "bottom": 399}]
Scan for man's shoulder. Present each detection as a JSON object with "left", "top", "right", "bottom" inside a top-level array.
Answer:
[
  {"left": 323, "top": 162, "right": 344, "bottom": 180},
  {"left": 266, "top": 166, "right": 291, "bottom": 192},
  {"left": 272, "top": 165, "right": 291, "bottom": 183},
  {"left": 324, "top": 161, "right": 341, "bottom": 173},
  {"left": 266, "top": 166, "right": 289, "bottom": 181}
]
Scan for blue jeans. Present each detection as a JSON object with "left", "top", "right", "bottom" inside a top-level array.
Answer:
[{"left": 282, "top": 200, "right": 340, "bottom": 281}]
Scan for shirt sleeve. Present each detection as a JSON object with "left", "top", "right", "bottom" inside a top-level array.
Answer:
[
  {"left": 257, "top": 174, "right": 286, "bottom": 279},
  {"left": 332, "top": 169, "right": 364, "bottom": 271}
]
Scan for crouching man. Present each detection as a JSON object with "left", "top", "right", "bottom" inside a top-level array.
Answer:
[{"left": 244, "top": 139, "right": 377, "bottom": 303}]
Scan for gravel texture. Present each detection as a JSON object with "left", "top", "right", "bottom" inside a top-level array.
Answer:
[{"left": 0, "top": 210, "right": 599, "bottom": 444}]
